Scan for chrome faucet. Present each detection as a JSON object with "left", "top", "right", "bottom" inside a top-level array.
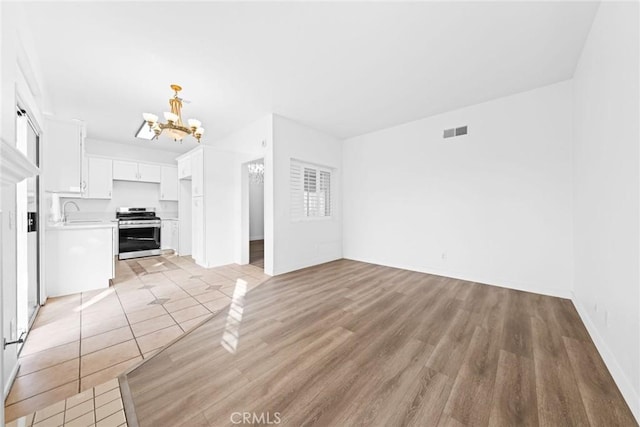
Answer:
[{"left": 62, "top": 200, "right": 80, "bottom": 223}]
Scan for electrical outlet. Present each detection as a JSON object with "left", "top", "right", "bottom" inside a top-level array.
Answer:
[
  {"left": 441, "top": 252, "right": 447, "bottom": 260},
  {"left": 604, "top": 310, "right": 608, "bottom": 327},
  {"left": 593, "top": 303, "right": 598, "bottom": 313}
]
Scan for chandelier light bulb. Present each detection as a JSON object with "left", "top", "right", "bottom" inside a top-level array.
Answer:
[
  {"left": 143, "top": 113, "right": 158, "bottom": 126},
  {"left": 164, "top": 112, "right": 178, "bottom": 123},
  {"left": 188, "top": 119, "right": 201, "bottom": 130}
]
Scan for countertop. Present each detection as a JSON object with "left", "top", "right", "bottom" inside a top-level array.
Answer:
[{"left": 46, "top": 219, "right": 118, "bottom": 230}]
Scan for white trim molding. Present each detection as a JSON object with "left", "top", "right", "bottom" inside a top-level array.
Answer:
[
  {"left": 573, "top": 299, "right": 640, "bottom": 422},
  {"left": 1, "top": 138, "right": 39, "bottom": 186}
]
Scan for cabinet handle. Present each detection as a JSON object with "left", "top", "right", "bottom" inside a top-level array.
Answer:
[{"left": 108, "top": 191, "right": 111, "bottom": 197}]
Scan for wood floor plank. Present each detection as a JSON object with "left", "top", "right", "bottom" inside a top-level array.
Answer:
[
  {"left": 564, "top": 336, "right": 637, "bottom": 426},
  {"left": 120, "top": 259, "right": 635, "bottom": 426},
  {"left": 488, "top": 349, "right": 538, "bottom": 426}
]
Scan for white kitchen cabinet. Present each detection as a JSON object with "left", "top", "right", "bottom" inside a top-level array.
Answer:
[
  {"left": 161, "top": 219, "right": 180, "bottom": 251},
  {"left": 161, "top": 220, "right": 172, "bottom": 250},
  {"left": 138, "top": 163, "right": 161, "bottom": 183},
  {"left": 113, "top": 160, "right": 161, "bottom": 183},
  {"left": 45, "top": 226, "right": 114, "bottom": 297},
  {"left": 178, "top": 156, "right": 192, "bottom": 179},
  {"left": 192, "top": 197, "right": 205, "bottom": 265},
  {"left": 86, "top": 157, "right": 113, "bottom": 199},
  {"left": 113, "top": 160, "right": 138, "bottom": 181},
  {"left": 160, "top": 166, "right": 178, "bottom": 201},
  {"left": 43, "top": 116, "right": 85, "bottom": 193},
  {"left": 191, "top": 149, "right": 204, "bottom": 197}
]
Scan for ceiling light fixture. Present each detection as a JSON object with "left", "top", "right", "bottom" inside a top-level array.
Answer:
[
  {"left": 248, "top": 161, "right": 264, "bottom": 184},
  {"left": 141, "top": 84, "right": 204, "bottom": 143}
]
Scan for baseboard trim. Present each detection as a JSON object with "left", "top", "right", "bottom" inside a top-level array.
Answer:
[
  {"left": 3, "top": 362, "right": 19, "bottom": 401},
  {"left": 342, "top": 256, "right": 573, "bottom": 299},
  {"left": 573, "top": 299, "right": 639, "bottom": 422},
  {"left": 250, "top": 235, "right": 264, "bottom": 241}
]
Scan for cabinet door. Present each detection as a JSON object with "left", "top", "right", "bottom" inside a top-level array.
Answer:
[
  {"left": 43, "top": 117, "right": 83, "bottom": 192},
  {"left": 161, "top": 220, "right": 172, "bottom": 250},
  {"left": 138, "top": 163, "right": 161, "bottom": 183},
  {"left": 191, "top": 149, "right": 204, "bottom": 197},
  {"left": 192, "top": 197, "right": 204, "bottom": 265},
  {"left": 178, "top": 156, "right": 192, "bottom": 179},
  {"left": 172, "top": 221, "right": 180, "bottom": 252},
  {"left": 113, "top": 160, "right": 139, "bottom": 181},
  {"left": 86, "top": 157, "right": 113, "bottom": 199},
  {"left": 160, "top": 166, "right": 178, "bottom": 201}
]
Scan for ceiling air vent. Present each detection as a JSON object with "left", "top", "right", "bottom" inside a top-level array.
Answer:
[{"left": 443, "top": 125, "right": 468, "bottom": 139}]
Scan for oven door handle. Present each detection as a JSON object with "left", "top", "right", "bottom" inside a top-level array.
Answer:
[{"left": 119, "top": 223, "right": 161, "bottom": 229}]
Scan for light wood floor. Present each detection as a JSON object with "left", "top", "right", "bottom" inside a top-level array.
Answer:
[
  {"left": 249, "top": 239, "right": 264, "bottom": 269},
  {"left": 122, "top": 259, "right": 636, "bottom": 427}
]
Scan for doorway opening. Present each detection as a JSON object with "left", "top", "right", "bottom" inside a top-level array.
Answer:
[{"left": 248, "top": 159, "right": 264, "bottom": 269}]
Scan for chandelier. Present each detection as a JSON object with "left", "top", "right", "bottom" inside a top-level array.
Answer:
[
  {"left": 248, "top": 161, "right": 264, "bottom": 184},
  {"left": 142, "top": 84, "right": 204, "bottom": 142}
]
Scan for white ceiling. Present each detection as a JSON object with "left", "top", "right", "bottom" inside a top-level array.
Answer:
[{"left": 23, "top": 1, "right": 598, "bottom": 152}]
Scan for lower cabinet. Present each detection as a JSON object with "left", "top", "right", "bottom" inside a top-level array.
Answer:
[
  {"left": 45, "top": 226, "right": 114, "bottom": 297},
  {"left": 161, "top": 219, "right": 180, "bottom": 252}
]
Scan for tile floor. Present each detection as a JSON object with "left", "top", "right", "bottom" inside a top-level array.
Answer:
[
  {"left": 7, "top": 378, "right": 127, "bottom": 427},
  {"left": 5, "top": 254, "right": 269, "bottom": 422}
]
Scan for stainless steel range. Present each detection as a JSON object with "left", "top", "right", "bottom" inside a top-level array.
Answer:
[{"left": 117, "top": 207, "right": 162, "bottom": 260}]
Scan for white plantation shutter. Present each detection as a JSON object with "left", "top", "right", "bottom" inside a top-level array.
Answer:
[
  {"left": 290, "top": 161, "right": 304, "bottom": 219},
  {"left": 290, "top": 159, "right": 332, "bottom": 220},
  {"left": 319, "top": 170, "right": 331, "bottom": 217}
]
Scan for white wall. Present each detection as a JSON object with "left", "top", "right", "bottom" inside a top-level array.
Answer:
[
  {"left": 272, "top": 115, "right": 343, "bottom": 275},
  {"left": 572, "top": 1, "right": 639, "bottom": 419},
  {"left": 249, "top": 178, "right": 264, "bottom": 240},
  {"left": 343, "top": 81, "right": 573, "bottom": 297},
  {"left": 196, "top": 115, "right": 272, "bottom": 269}
]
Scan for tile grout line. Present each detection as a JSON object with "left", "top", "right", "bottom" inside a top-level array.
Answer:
[{"left": 112, "top": 281, "right": 146, "bottom": 362}]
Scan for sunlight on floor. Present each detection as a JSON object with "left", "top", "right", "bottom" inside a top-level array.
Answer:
[
  {"left": 221, "top": 279, "right": 248, "bottom": 354},
  {"left": 75, "top": 289, "right": 115, "bottom": 312}
]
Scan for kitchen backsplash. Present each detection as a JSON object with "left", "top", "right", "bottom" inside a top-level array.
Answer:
[{"left": 47, "top": 180, "right": 179, "bottom": 223}]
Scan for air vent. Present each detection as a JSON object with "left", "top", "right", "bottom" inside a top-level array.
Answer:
[{"left": 443, "top": 125, "right": 468, "bottom": 139}]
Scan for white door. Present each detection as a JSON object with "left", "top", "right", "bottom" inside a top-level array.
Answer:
[
  {"left": 192, "top": 197, "right": 204, "bottom": 265},
  {"left": 113, "top": 160, "right": 139, "bottom": 181},
  {"left": 87, "top": 157, "right": 113, "bottom": 199},
  {"left": 138, "top": 163, "right": 161, "bottom": 183},
  {"left": 160, "top": 166, "right": 178, "bottom": 200}
]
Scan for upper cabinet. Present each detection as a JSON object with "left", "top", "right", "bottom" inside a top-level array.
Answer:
[
  {"left": 43, "top": 116, "right": 85, "bottom": 193},
  {"left": 113, "top": 160, "right": 161, "bottom": 183},
  {"left": 178, "top": 156, "right": 192, "bottom": 179},
  {"left": 86, "top": 157, "right": 113, "bottom": 199},
  {"left": 191, "top": 149, "right": 204, "bottom": 197},
  {"left": 160, "top": 166, "right": 178, "bottom": 201}
]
